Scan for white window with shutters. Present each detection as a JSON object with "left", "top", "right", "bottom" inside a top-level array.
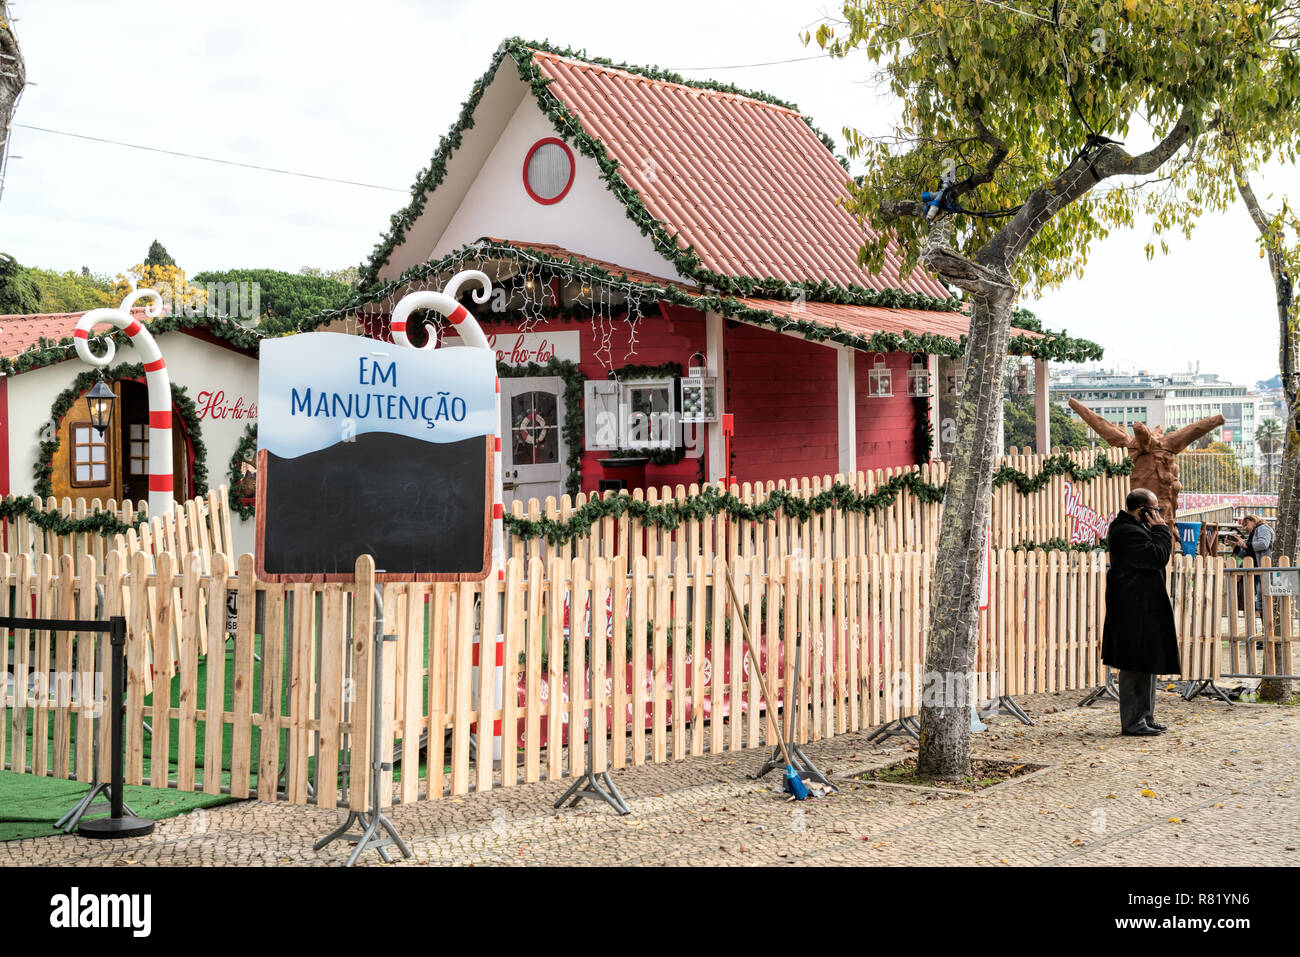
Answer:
[
  {"left": 584, "top": 377, "right": 680, "bottom": 451},
  {"left": 584, "top": 380, "right": 621, "bottom": 451}
]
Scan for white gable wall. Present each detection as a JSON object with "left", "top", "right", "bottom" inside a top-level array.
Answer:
[
  {"left": 379, "top": 71, "right": 530, "bottom": 283},
  {"left": 432, "top": 95, "right": 692, "bottom": 286},
  {"left": 5, "top": 331, "right": 259, "bottom": 555}
]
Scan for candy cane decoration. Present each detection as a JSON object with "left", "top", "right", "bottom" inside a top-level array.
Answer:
[
  {"left": 73, "top": 289, "right": 174, "bottom": 518},
  {"left": 390, "top": 271, "right": 504, "bottom": 578}
]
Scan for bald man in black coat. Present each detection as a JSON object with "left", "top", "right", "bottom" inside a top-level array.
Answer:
[{"left": 1102, "top": 488, "right": 1182, "bottom": 736}]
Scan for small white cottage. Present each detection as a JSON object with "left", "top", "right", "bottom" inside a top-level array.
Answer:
[{"left": 0, "top": 307, "right": 261, "bottom": 553}]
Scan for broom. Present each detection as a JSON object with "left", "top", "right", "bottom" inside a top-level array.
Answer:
[{"left": 724, "top": 567, "right": 810, "bottom": 800}]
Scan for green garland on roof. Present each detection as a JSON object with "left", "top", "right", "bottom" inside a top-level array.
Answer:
[
  {"left": 510, "top": 46, "right": 871, "bottom": 301},
  {"left": 0, "top": 312, "right": 262, "bottom": 379},
  {"left": 33, "top": 362, "right": 209, "bottom": 501},
  {"left": 707, "top": 290, "right": 1102, "bottom": 362},
  {"left": 327, "top": 239, "right": 1105, "bottom": 363},
  {"left": 358, "top": 38, "right": 911, "bottom": 298},
  {"left": 502, "top": 453, "right": 1134, "bottom": 544},
  {"left": 0, "top": 495, "right": 143, "bottom": 537}
]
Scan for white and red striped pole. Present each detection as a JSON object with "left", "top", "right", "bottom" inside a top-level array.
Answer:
[
  {"left": 390, "top": 270, "right": 504, "bottom": 579},
  {"left": 392, "top": 271, "right": 507, "bottom": 761},
  {"left": 73, "top": 289, "right": 174, "bottom": 518}
]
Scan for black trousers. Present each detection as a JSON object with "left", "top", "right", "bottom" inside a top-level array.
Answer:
[{"left": 1118, "top": 670, "right": 1157, "bottom": 733}]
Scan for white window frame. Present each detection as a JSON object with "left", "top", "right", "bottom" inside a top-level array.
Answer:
[{"left": 583, "top": 376, "right": 680, "bottom": 451}]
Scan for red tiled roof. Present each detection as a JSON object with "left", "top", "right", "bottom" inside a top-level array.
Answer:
[
  {"left": 0, "top": 308, "right": 154, "bottom": 360},
  {"left": 732, "top": 297, "right": 975, "bottom": 340},
  {"left": 469, "top": 239, "right": 987, "bottom": 345},
  {"left": 483, "top": 238, "right": 694, "bottom": 291},
  {"left": 530, "top": 48, "right": 952, "bottom": 298}
]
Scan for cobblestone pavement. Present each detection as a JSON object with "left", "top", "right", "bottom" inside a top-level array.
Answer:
[{"left": 5, "top": 689, "right": 1298, "bottom": 866}]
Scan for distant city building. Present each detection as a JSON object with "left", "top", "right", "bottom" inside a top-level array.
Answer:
[{"left": 1049, "top": 368, "right": 1273, "bottom": 470}]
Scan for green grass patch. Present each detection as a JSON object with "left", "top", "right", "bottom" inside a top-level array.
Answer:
[{"left": 0, "top": 768, "right": 235, "bottom": 842}]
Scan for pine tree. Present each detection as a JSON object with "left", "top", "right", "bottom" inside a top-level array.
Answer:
[
  {"left": 144, "top": 240, "right": 176, "bottom": 268},
  {"left": 0, "top": 253, "right": 40, "bottom": 314}
]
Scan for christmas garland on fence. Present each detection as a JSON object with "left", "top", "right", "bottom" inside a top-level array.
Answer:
[
  {"left": 992, "top": 452, "right": 1131, "bottom": 493},
  {"left": 501, "top": 453, "right": 1134, "bottom": 544},
  {"left": 227, "top": 423, "right": 259, "bottom": 520},
  {"left": 0, "top": 495, "right": 143, "bottom": 538},
  {"left": 34, "top": 363, "right": 209, "bottom": 501},
  {"left": 1010, "top": 538, "right": 1109, "bottom": 553},
  {"left": 0, "top": 485, "right": 1114, "bottom": 553}
]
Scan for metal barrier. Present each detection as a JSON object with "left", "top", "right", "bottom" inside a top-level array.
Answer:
[{"left": 0, "top": 611, "right": 153, "bottom": 837}]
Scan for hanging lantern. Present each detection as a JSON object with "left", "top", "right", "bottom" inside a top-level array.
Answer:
[
  {"left": 680, "top": 352, "right": 718, "bottom": 423},
  {"left": 868, "top": 353, "right": 893, "bottom": 398},
  {"left": 85, "top": 376, "right": 117, "bottom": 437},
  {"left": 1012, "top": 360, "right": 1033, "bottom": 395},
  {"left": 906, "top": 354, "right": 932, "bottom": 397}
]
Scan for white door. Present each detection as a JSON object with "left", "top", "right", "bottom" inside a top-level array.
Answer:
[{"left": 500, "top": 376, "right": 567, "bottom": 509}]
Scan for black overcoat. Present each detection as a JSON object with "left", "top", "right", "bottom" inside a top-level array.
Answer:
[{"left": 1101, "top": 510, "right": 1182, "bottom": 674}]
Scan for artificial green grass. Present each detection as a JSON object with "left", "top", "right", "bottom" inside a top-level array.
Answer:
[
  {"left": 0, "top": 769, "right": 235, "bottom": 842},
  {"left": 6, "top": 630, "right": 438, "bottom": 801}
]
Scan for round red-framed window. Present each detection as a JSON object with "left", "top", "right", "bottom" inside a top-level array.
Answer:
[{"left": 522, "top": 137, "right": 575, "bottom": 205}]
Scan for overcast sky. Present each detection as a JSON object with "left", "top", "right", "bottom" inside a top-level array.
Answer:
[{"left": 3, "top": 0, "right": 1296, "bottom": 388}]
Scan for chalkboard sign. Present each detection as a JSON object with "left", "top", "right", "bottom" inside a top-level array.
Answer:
[{"left": 256, "top": 332, "right": 495, "bottom": 582}]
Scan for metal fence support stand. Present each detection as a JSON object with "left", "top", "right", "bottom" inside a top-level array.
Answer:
[
  {"left": 77, "top": 615, "right": 155, "bottom": 839},
  {"left": 979, "top": 695, "right": 1034, "bottom": 726},
  {"left": 754, "top": 631, "right": 835, "bottom": 790},
  {"left": 315, "top": 588, "right": 411, "bottom": 866},
  {"left": 553, "top": 615, "right": 630, "bottom": 815},
  {"left": 1078, "top": 668, "right": 1120, "bottom": 708},
  {"left": 866, "top": 715, "right": 921, "bottom": 743},
  {"left": 1180, "top": 679, "right": 1234, "bottom": 704}
]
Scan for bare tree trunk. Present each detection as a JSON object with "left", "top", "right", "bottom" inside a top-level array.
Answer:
[
  {"left": 1235, "top": 167, "right": 1296, "bottom": 701},
  {"left": 917, "top": 284, "right": 1016, "bottom": 780}
]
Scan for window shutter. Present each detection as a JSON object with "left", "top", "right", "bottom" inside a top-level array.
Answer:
[{"left": 584, "top": 380, "right": 620, "bottom": 451}]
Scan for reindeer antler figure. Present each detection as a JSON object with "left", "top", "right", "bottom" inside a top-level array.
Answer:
[{"left": 1068, "top": 398, "right": 1224, "bottom": 556}]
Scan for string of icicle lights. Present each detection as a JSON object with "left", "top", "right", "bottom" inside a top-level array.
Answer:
[{"left": 335, "top": 243, "right": 651, "bottom": 369}]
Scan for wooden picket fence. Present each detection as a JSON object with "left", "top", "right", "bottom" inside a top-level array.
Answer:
[
  {"left": 2, "top": 544, "right": 1223, "bottom": 808},
  {"left": 1223, "top": 556, "right": 1300, "bottom": 679},
  {"left": 2, "top": 488, "right": 235, "bottom": 575},
  {"left": 505, "top": 446, "right": 1131, "bottom": 571}
]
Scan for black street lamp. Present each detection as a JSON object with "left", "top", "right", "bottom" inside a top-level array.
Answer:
[{"left": 85, "top": 376, "right": 117, "bottom": 437}]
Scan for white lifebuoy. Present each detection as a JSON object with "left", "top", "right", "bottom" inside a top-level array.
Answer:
[{"left": 517, "top": 409, "right": 547, "bottom": 445}]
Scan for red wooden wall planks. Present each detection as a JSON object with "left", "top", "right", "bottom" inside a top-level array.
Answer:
[
  {"left": 856, "top": 351, "right": 920, "bottom": 471},
  {"left": 725, "top": 321, "right": 839, "bottom": 484}
]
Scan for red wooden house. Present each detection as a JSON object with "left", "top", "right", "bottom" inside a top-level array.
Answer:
[{"left": 303, "top": 39, "right": 1076, "bottom": 506}]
